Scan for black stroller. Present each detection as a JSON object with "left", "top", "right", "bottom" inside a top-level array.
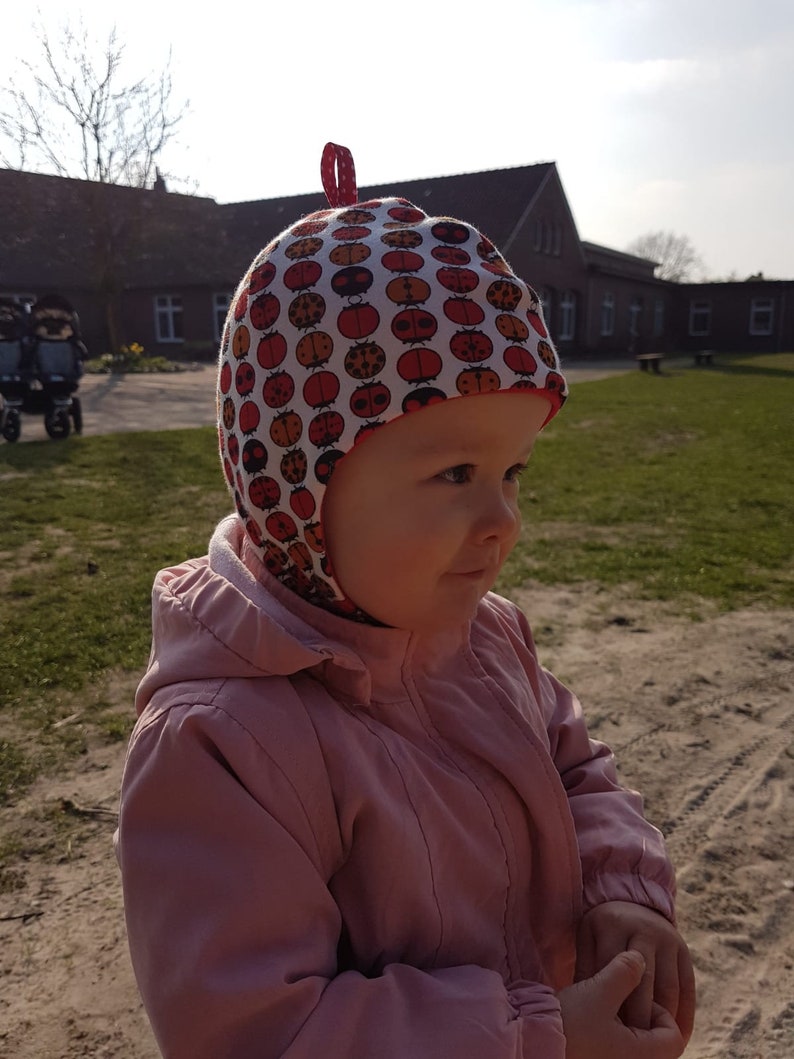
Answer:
[
  {"left": 0, "top": 297, "right": 30, "bottom": 442},
  {"left": 0, "top": 294, "right": 85, "bottom": 442}
]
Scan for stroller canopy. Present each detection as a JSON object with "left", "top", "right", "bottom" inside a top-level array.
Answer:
[
  {"left": 0, "top": 297, "right": 28, "bottom": 341},
  {"left": 29, "top": 294, "right": 82, "bottom": 341}
]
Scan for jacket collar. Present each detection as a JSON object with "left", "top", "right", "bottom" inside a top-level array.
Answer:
[{"left": 211, "top": 516, "right": 469, "bottom": 705}]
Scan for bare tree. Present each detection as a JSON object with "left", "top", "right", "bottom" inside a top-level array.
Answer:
[
  {"left": 0, "top": 20, "right": 186, "bottom": 188},
  {"left": 0, "top": 20, "right": 189, "bottom": 353},
  {"left": 626, "top": 231, "right": 704, "bottom": 283}
]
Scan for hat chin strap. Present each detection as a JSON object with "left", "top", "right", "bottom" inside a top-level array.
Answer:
[{"left": 321, "top": 142, "right": 358, "bottom": 207}]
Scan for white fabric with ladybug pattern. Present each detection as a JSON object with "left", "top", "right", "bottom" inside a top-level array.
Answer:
[{"left": 218, "top": 147, "right": 568, "bottom": 619}]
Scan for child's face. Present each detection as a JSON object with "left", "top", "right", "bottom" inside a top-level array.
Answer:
[{"left": 322, "top": 393, "right": 551, "bottom": 634}]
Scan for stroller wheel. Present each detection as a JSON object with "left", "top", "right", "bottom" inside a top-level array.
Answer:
[
  {"left": 2, "top": 408, "right": 21, "bottom": 442},
  {"left": 45, "top": 408, "right": 71, "bottom": 439},
  {"left": 71, "top": 396, "right": 83, "bottom": 434}
]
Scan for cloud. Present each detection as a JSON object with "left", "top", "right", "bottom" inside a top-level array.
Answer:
[{"left": 588, "top": 0, "right": 794, "bottom": 60}]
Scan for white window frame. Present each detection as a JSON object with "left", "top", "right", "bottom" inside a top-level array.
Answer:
[
  {"left": 600, "top": 292, "right": 615, "bottom": 337},
  {"left": 688, "top": 300, "right": 711, "bottom": 337},
  {"left": 749, "top": 297, "right": 774, "bottom": 336},
  {"left": 154, "top": 294, "right": 184, "bottom": 343},
  {"left": 653, "top": 298, "right": 665, "bottom": 338},
  {"left": 213, "top": 292, "right": 233, "bottom": 341},
  {"left": 559, "top": 290, "right": 576, "bottom": 341}
]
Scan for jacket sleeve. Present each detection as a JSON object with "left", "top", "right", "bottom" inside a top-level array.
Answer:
[
  {"left": 118, "top": 695, "right": 567, "bottom": 1059},
  {"left": 511, "top": 607, "right": 677, "bottom": 922}
]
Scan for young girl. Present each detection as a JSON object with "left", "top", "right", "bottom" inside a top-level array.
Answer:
[{"left": 118, "top": 144, "right": 695, "bottom": 1058}]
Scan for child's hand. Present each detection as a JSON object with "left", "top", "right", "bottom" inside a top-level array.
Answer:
[
  {"left": 559, "top": 950, "right": 686, "bottom": 1059},
  {"left": 575, "top": 901, "right": 696, "bottom": 1043}
]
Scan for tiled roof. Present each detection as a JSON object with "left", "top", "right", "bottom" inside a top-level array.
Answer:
[
  {"left": 220, "top": 163, "right": 555, "bottom": 268},
  {"left": 0, "top": 162, "right": 555, "bottom": 292},
  {"left": 581, "top": 241, "right": 660, "bottom": 281},
  {"left": 0, "top": 168, "right": 238, "bottom": 290}
]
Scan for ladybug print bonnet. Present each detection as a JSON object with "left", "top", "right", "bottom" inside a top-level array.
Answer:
[{"left": 218, "top": 143, "right": 568, "bottom": 618}]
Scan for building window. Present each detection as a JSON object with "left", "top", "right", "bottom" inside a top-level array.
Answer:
[
  {"left": 533, "top": 219, "right": 561, "bottom": 255},
  {"left": 559, "top": 290, "right": 576, "bottom": 341},
  {"left": 539, "top": 287, "right": 554, "bottom": 321},
  {"left": 213, "top": 292, "right": 233, "bottom": 341},
  {"left": 749, "top": 297, "right": 774, "bottom": 336},
  {"left": 600, "top": 292, "right": 615, "bottom": 337},
  {"left": 688, "top": 300, "right": 711, "bottom": 337},
  {"left": 629, "top": 297, "right": 643, "bottom": 337},
  {"left": 155, "top": 295, "right": 183, "bottom": 342},
  {"left": 2, "top": 291, "right": 35, "bottom": 306},
  {"left": 653, "top": 298, "right": 665, "bottom": 337}
]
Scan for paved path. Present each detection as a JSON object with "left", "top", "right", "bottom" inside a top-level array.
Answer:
[
  {"left": 10, "top": 364, "right": 218, "bottom": 444},
  {"left": 8, "top": 358, "right": 655, "bottom": 444}
]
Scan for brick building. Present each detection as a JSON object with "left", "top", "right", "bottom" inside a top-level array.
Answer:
[{"left": 1, "top": 164, "right": 790, "bottom": 359}]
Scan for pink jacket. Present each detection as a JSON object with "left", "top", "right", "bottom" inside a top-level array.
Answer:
[{"left": 118, "top": 516, "right": 675, "bottom": 1059}]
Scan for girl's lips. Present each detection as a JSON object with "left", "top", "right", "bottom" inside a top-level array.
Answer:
[
  {"left": 449, "top": 552, "right": 500, "bottom": 581},
  {"left": 451, "top": 554, "right": 500, "bottom": 578}
]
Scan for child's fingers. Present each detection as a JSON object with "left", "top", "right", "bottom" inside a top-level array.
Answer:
[
  {"left": 676, "top": 945, "right": 697, "bottom": 1043},
  {"left": 587, "top": 949, "right": 648, "bottom": 1014},
  {"left": 650, "top": 942, "right": 697, "bottom": 1043},
  {"left": 620, "top": 946, "right": 655, "bottom": 1030},
  {"left": 648, "top": 1000, "right": 681, "bottom": 1033},
  {"left": 628, "top": 1003, "right": 685, "bottom": 1059},
  {"left": 650, "top": 946, "right": 681, "bottom": 1024},
  {"left": 573, "top": 923, "right": 598, "bottom": 981}
]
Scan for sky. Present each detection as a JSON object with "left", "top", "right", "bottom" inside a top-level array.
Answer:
[{"left": 4, "top": 0, "right": 793, "bottom": 280}]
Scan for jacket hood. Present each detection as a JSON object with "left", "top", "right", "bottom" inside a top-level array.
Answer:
[
  {"left": 135, "top": 517, "right": 389, "bottom": 714},
  {"left": 137, "top": 516, "right": 477, "bottom": 714}
]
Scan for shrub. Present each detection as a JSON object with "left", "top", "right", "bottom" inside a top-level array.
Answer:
[{"left": 83, "top": 342, "right": 183, "bottom": 374}]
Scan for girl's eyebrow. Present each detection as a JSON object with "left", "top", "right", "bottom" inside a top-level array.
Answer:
[
  {"left": 396, "top": 431, "right": 463, "bottom": 458},
  {"left": 406, "top": 438, "right": 531, "bottom": 464},
  {"left": 402, "top": 429, "right": 488, "bottom": 460},
  {"left": 408, "top": 442, "right": 474, "bottom": 463}
]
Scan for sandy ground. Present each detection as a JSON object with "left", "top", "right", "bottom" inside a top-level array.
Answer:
[{"left": 2, "top": 363, "right": 792, "bottom": 1058}]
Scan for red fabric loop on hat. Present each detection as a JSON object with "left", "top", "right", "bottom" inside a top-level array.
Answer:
[{"left": 321, "top": 142, "right": 358, "bottom": 207}]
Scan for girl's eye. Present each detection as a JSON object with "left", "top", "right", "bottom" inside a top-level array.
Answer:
[
  {"left": 437, "top": 464, "right": 473, "bottom": 484},
  {"left": 505, "top": 463, "right": 527, "bottom": 483}
]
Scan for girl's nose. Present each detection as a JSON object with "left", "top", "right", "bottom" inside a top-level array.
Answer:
[{"left": 472, "top": 488, "right": 521, "bottom": 545}]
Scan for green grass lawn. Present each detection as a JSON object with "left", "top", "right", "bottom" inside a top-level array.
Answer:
[
  {"left": 1, "top": 351, "right": 792, "bottom": 808},
  {"left": 501, "top": 351, "right": 794, "bottom": 608}
]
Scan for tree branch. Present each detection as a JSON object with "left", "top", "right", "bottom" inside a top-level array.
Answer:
[{"left": 0, "top": 18, "right": 187, "bottom": 187}]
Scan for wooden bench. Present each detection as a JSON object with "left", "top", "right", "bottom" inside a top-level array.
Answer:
[
  {"left": 635, "top": 353, "right": 663, "bottom": 374},
  {"left": 694, "top": 350, "right": 714, "bottom": 366}
]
